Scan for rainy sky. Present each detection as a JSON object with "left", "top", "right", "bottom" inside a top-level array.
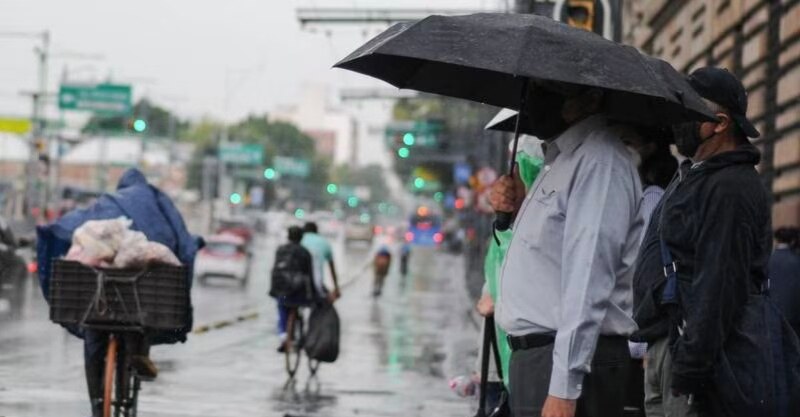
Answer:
[{"left": 0, "top": 0, "right": 504, "bottom": 122}]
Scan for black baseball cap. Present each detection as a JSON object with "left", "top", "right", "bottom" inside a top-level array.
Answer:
[{"left": 687, "top": 67, "right": 760, "bottom": 138}]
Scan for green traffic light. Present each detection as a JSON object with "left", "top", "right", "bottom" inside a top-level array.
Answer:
[
  {"left": 347, "top": 196, "right": 359, "bottom": 208},
  {"left": 326, "top": 183, "right": 338, "bottom": 194},
  {"left": 398, "top": 147, "right": 410, "bottom": 158},
  {"left": 434, "top": 192, "right": 444, "bottom": 202},
  {"left": 133, "top": 119, "right": 147, "bottom": 133},
  {"left": 414, "top": 177, "right": 426, "bottom": 189},
  {"left": 294, "top": 208, "right": 305, "bottom": 219},
  {"left": 229, "top": 193, "right": 242, "bottom": 205},
  {"left": 403, "top": 132, "right": 415, "bottom": 146},
  {"left": 263, "top": 168, "right": 276, "bottom": 180}
]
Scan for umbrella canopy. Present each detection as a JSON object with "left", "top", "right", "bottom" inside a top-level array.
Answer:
[
  {"left": 485, "top": 108, "right": 535, "bottom": 135},
  {"left": 335, "top": 13, "right": 716, "bottom": 126}
]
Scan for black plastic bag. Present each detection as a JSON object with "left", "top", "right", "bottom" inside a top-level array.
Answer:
[{"left": 305, "top": 302, "right": 340, "bottom": 363}]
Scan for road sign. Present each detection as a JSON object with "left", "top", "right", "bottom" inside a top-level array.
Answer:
[
  {"left": 274, "top": 156, "right": 310, "bottom": 178},
  {"left": 0, "top": 117, "right": 32, "bottom": 134},
  {"left": 58, "top": 83, "right": 132, "bottom": 115},
  {"left": 219, "top": 144, "right": 264, "bottom": 165}
]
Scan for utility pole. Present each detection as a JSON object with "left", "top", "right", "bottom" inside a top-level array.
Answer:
[{"left": 0, "top": 31, "right": 50, "bottom": 222}]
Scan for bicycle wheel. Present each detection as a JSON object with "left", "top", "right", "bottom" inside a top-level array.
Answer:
[
  {"left": 103, "top": 336, "right": 119, "bottom": 417},
  {"left": 126, "top": 372, "right": 141, "bottom": 417},
  {"left": 284, "top": 309, "right": 304, "bottom": 379},
  {"left": 308, "top": 358, "right": 320, "bottom": 377}
]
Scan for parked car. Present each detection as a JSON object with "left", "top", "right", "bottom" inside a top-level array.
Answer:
[
  {"left": 216, "top": 217, "right": 256, "bottom": 246},
  {"left": 194, "top": 234, "right": 250, "bottom": 286},
  {"left": 0, "top": 215, "right": 32, "bottom": 317}
]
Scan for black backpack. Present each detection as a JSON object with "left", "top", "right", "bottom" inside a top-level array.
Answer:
[
  {"left": 269, "top": 244, "right": 313, "bottom": 300},
  {"left": 659, "top": 238, "right": 800, "bottom": 417}
]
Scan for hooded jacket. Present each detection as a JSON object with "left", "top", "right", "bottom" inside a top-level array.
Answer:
[{"left": 631, "top": 143, "right": 772, "bottom": 393}]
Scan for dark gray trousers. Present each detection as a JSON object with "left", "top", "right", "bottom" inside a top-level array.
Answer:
[{"left": 509, "top": 336, "right": 630, "bottom": 417}]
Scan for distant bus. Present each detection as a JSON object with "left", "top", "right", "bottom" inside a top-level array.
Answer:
[{"left": 406, "top": 206, "right": 443, "bottom": 247}]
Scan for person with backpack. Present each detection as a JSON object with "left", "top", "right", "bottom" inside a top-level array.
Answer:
[
  {"left": 270, "top": 226, "right": 314, "bottom": 352},
  {"left": 632, "top": 67, "right": 799, "bottom": 417}
]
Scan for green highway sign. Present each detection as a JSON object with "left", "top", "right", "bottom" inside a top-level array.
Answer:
[
  {"left": 274, "top": 156, "right": 310, "bottom": 178},
  {"left": 219, "top": 143, "right": 264, "bottom": 165},
  {"left": 58, "top": 83, "right": 132, "bottom": 115}
]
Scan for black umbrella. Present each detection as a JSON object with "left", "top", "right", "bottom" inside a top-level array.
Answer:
[{"left": 335, "top": 13, "right": 715, "bottom": 229}]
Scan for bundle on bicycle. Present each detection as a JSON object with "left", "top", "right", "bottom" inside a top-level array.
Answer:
[{"left": 37, "top": 169, "right": 203, "bottom": 417}]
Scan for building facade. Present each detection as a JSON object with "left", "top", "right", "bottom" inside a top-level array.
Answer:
[{"left": 625, "top": 0, "right": 800, "bottom": 227}]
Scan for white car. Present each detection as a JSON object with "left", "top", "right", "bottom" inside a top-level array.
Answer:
[{"left": 194, "top": 234, "right": 250, "bottom": 286}]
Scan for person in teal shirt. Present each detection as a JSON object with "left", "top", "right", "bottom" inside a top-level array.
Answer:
[{"left": 301, "top": 222, "right": 341, "bottom": 301}]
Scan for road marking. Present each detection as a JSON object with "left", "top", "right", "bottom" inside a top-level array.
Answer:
[{"left": 192, "top": 311, "right": 260, "bottom": 334}]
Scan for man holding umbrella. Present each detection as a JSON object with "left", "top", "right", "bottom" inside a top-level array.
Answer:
[
  {"left": 334, "top": 12, "right": 717, "bottom": 417},
  {"left": 489, "top": 81, "right": 643, "bottom": 417}
]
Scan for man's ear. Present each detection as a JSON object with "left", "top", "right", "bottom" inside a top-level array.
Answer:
[{"left": 714, "top": 112, "right": 732, "bottom": 134}]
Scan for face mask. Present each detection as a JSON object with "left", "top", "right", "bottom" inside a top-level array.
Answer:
[
  {"left": 526, "top": 87, "right": 569, "bottom": 140},
  {"left": 672, "top": 121, "right": 715, "bottom": 158}
]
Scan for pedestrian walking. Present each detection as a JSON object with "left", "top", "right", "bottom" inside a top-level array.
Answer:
[
  {"left": 768, "top": 227, "right": 800, "bottom": 337},
  {"left": 489, "top": 81, "right": 644, "bottom": 417},
  {"left": 301, "top": 222, "right": 341, "bottom": 303},
  {"left": 270, "top": 226, "right": 314, "bottom": 352},
  {"left": 631, "top": 67, "right": 794, "bottom": 417}
]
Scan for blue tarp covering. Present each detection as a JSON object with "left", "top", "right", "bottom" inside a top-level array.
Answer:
[{"left": 37, "top": 168, "right": 202, "bottom": 343}]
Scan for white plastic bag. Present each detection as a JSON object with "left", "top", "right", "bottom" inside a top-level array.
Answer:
[{"left": 67, "top": 217, "right": 132, "bottom": 267}]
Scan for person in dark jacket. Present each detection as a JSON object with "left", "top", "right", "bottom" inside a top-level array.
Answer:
[
  {"left": 769, "top": 227, "right": 800, "bottom": 336},
  {"left": 271, "top": 226, "right": 314, "bottom": 352},
  {"left": 631, "top": 67, "right": 771, "bottom": 417}
]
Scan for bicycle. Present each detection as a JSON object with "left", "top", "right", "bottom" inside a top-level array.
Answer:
[
  {"left": 99, "top": 331, "right": 146, "bottom": 417},
  {"left": 283, "top": 305, "right": 320, "bottom": 385},
  {"left": 49, "top": 260, "right": 190, "bottom": 417}
]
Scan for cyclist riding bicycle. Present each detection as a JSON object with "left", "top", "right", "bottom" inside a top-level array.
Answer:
[
  {"left": 270, "top": 226, "right": 315, "bottom": 352},
  {"left": 37, "top": 169, "right": 202, "bottom": 417}
]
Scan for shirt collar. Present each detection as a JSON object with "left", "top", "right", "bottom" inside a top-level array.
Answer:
[{"left": 550, "top": 114, "right": 607, "bottom": 157}]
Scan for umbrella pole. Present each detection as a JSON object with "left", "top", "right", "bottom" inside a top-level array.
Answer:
[
  {"left": 507, "top": 79, "right": 529, "bottom": 175},
  {"left": 495, "top": 78, "right": 529, "bottom": 232}
]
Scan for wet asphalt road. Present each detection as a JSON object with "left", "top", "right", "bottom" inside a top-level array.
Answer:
[{"left": 0, "top": 234, "right": 480, "bottom": 417}]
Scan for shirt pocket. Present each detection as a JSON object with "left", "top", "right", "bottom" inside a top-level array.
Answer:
[{"left": 519, "top": 184, "right": 565, "bottom": 256}]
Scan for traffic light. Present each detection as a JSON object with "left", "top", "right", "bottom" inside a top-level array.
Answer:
[
  {"left": 133, "top": 119, "right": 147, "bottom": 133},
  {"left": 403, "top": 132, "right": 415, "bottom": 146},
  {"left": 413, "top": 177, "right": 426, "bottom": 189},
  {"left": 294, "top": 208, "right": 305, "bottom": 219},
  {"left": 229, "top": 193, "right": 242, "bottom": 205},
  {"left": 566, "top": 0, "right": 596, "bottom": 32},
  {"left": 347, "top": 196, "right": 359, "bottom": 208},
  {"left": 326, "top": 183, "right": 338, "bottom": 194},
  {"left": 397, "top": 147, "right": 410, "bottom": 158},
  {"left": 263, "top": 168, "right": 276, "bottom": 180}
]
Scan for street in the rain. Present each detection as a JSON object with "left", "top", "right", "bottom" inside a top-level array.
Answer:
[
  {"left": 2, "top": 1, "right": 800, "bottom": 417},
  {"left": 0, "top": 235, "right": 479, "bottom": 417}
]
